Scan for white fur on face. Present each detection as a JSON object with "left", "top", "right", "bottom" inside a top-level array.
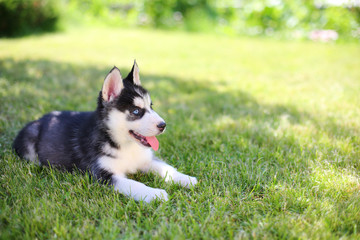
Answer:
[
  {"left": 105, "top": 91, "right": 165, "bottom": 148},
  {"left": 130, "top": 93, "right": 164, "bottom": 137},
  {"left": 106, "top": 110, "right": 131, "bottom": 145},
  {"left": 127, "top": 109, "right": 164, "bottom": 136},
  {"left": 133, "top": 97, "right": 145, "bottom": 109},
  {"left": 133, "top": 94, "right": 151, "bottom": 110},
  {"left": 106, "top": 108, "right": 164, "bottom": 146},
  {"left": 133, "top": 93, "right": 163, "bottom": 135}
]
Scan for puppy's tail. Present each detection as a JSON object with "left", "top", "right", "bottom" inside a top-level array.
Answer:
[{"left": 12, "top": 120, "right": 40, "bottom": 164}]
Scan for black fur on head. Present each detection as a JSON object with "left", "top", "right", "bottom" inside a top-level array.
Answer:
[
  {"left": 123, "top": 64, "right": 136, "bottom": 86},
  {"left": 124, "top": 60, "right": 141, "bottom": 87},
  {"left": 97, "top": 65, "right": 149, "bottom": 119},
  {"left": 115, "top": 83, "right": 148, "bottom": 113}
]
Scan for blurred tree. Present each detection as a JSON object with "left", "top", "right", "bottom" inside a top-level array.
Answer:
[
  {"left": 1, "top": 0, "right": 358, "bottom": 40},
  {"left": 0, "top": 0, "right": 60, "bottom": 37}
]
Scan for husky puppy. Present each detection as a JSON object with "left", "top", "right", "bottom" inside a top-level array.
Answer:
[{"left": 13, "top": 62, "right": 197, "bottom": 202}]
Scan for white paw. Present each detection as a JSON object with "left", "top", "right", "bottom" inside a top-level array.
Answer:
[
  {"left": 140, "top": 188, "right": 169, "bottom": 203},
  {"left": 173, "top": 174, "right": 198, "bottom": 188}
]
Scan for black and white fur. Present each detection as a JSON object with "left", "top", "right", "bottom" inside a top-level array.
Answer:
[{"left": 13, "top": 62, "right": 197, "bottom": 202}]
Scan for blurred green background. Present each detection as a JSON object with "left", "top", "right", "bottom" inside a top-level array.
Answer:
[{"left": 1, "top": 0, "right": 359, "bottom": 40}]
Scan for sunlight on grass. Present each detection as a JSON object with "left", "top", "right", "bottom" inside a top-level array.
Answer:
[{"left": 310, "top": 164, "right": 360, "bottom": 197}]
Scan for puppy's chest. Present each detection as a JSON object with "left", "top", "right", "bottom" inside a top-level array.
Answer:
[{"left": 98, "top": 143, "right": 153, "bottom": 175}]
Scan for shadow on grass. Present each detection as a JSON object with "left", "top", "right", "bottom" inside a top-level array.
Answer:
[{"left": 1, "top": 57, "right": 359, "bottom": 197}]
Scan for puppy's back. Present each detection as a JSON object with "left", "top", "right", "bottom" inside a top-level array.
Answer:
[{"left": 13, "top": 111, "right": 95, "bottom": 169}]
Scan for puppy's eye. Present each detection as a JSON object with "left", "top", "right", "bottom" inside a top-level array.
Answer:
[{"left": 132, "top": 109, "right": 140, "bottom": 115}]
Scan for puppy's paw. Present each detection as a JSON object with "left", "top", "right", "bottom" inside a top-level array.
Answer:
[
  {"left": 174, "top": 174, "right": 198, "bottom": 188},
  {"left": 141, "top": 188, "right": 169, "bottom": 203}
]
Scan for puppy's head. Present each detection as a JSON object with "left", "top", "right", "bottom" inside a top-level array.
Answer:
[{"left": 98, "top": 61, "right": 165, "bottom": 150}]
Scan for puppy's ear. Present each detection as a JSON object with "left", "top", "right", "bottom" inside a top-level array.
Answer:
[
  {"left": 125, "top": 60, "right": 141, "bottom": 86},
  {"left": 132, "top": 60, "right": 141, "bottom": 85},
  {"left": 102, "top": 67, "right": 123, "bottom": 102}
]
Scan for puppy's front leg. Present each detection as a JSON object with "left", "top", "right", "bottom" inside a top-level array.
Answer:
[
  {"left": 112, "top": 175, "right": 168, "bottom": 203},
  {"left": 144, "top": 158, "right": 198, "bottom": 188}
]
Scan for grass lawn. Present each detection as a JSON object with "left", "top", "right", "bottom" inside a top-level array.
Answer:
[{"left": 1, "top": 27, "right": 360, "bottom": 239}]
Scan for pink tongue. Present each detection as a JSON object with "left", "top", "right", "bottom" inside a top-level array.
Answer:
[{"left": 145, "top": 136, "right": 159, "bottom": 151}]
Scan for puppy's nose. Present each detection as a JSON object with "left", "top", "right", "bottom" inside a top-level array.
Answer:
[{"left": 157, "top": 122, "right": 166, "bottom": 131}]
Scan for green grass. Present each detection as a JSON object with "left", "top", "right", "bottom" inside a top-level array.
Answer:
[{"left": 1, "top": 27, "right": 360, "bottom": 239}]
